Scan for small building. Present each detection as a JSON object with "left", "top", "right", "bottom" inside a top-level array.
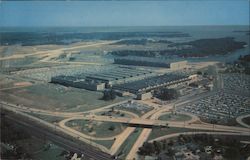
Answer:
[
  {"left": 136, "top": 92, "right": 152, "bottom": 100},
  {"left": 170, "top": 60, "right": 187, "bottom": 70}
]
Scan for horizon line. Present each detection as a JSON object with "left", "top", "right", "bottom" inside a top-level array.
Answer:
[{"left": 0, "top": 24, "right": 249, "bottom": 28}]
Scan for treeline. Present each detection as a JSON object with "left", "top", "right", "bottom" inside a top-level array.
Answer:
[
  {"left": 0, "top": 31, "right": 189, "bottom": 46},
  {"left": 110, "top": 37, "right": 246, "bottom": 58},
  {"left": 101, "top": 89, "right": 116, "bottom": 101},
  {"left": 238, "top": 54, "right": 250, "bottom": 74},
  {"left": 239, "top": 54, "right": 250, "bottom": 62},
  {"left": 1, "top": 115, "right": 32, "bottom": 159},
  {"left": 138, "top": 134, "right": 250, "bottom": 160},
  {"left": 171, "top": 37, "right": 247, "bottom": 57},
  {"left": 155, "top": 88, "right": 179, "bottom": 100},
  {"left": 111, "top": 39, "right": 174, "bottom": 45}
]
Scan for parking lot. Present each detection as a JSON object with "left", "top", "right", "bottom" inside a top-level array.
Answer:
[
  {"left": 222, "top": 73, "right": 250, "bottom": 96},
  {"left": 178, "top": 91, "right": 250, "bottom": 124}
]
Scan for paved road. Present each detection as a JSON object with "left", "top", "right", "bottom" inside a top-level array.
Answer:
[
  {"left": 2, "top": 90, "right": 250, "bottom": 160},
  {"left": 126, "top": 104, "right": 173, "bottom": 160},
  {"left": 1, "top": 108, "right": 112, "bottom": 160},
  {"left": 0, "top": 41, "right": 116, "bottom": 61},
  {"left": 0, "top": 100, "right": 130, "bottom": 118},
  {"left": 149, "top": 131, "right": 250, "bottom": 142},
  {"left": 125, "top": 90, "right": 249, "bottom": 160},
  {"left": 110, "top": 127, "right": 136, "bottom": 155},
  {"left": 64, "top": 114, "right": 250, "bottom": 133},
  {"left": 0, "top": 103, "right": 111, "bottom": 154},
  {"left": 236, "top": 114, "right": 250, "bottom": 128}
]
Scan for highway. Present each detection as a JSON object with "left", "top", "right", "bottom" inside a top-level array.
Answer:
[
  {"left": 0, "top": 100, "right": 130, "bottom": 118},
  {"left": 1, "top": 109, "right": 112, "bottom": 160},
  {"left": 0, "top": 103, "right": 112, "bottom": 157},
  {"left": 149, "top": 131, "right": 250, "bottom": 142},
  {"left": 2, "top": 89, "right": 250, "bottom": 160},
  {"left": 125, "top": 90, "right": 250, "bottom": 160}
]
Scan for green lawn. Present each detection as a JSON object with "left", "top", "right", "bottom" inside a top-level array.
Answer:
[
  {"left": 148, "top": 127, "right": 197, "bottom": 141},
  {"left": 95, "top": 110, "right": 133, "bottom": 118},
  {"left": 242, "top": 116, "right": 250, "bottom": 126},
  {"left": 66, "top": 120, "right": 126, "bottom": 138},
  {"left": 1, "top": 83, "right": 129, "bottom": 112},
  {"left": 92, "top": 139, "right": 115, "bottom": 149},
  {"left": 148, "top": 127, "right": 220, "bottom": 141},
  {"left": 32, "top": 144, "right": 66, "bottom": 160}
]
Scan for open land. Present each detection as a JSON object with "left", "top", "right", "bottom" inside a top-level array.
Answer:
[{"left": 1, "top": 26, "right": 250, "bottom": 160}]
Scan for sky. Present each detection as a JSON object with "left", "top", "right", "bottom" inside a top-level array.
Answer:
[{"left": 0, "top": 0, "right": 249, "bottom": 27}]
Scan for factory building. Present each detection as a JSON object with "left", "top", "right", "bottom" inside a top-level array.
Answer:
[
  {"left": 85, "top": 67, "right": 156, "bottom": 86},
  {"left": 51, "top": 67, "right": 156, "bottom": 91},
  {"left": 112, "top": 73, "right": 192, "bottom": 94},
  {"left": 51, "top": 75, "right": 105, "bottom": 91},
  {"left": 114, "top": 56, "right": 187, "bottom": 69}
]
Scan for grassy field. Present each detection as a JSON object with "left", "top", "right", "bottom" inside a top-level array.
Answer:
[
  {"left": 92, "top": 139, "right": 115, "bottom": 149},
  {"left": 159, "top": 113, "right": 192, "bottom": 122},
  {"left": 148, "top": 127, "right": 197, "bottom": 141},
  {"left": 95, "top": 110, "right": 133, "bottom": 118},
  {"left": 66, "top": 120, "right": 126, "bottom": 138},
  {"left": 1, "top": 115, "right": 67, "bottom": 160},
  {"left": 31, "top": 143, "right": 66, "bottom": 160},
  {"left": 114, "top": 102, "right": 153, "bottom": 116},
  {"left": 0, "top": 83, "right": 128, "bottom": 112},
  {"left": 242, "top": 116, "right": 250, "bottom": 126}
]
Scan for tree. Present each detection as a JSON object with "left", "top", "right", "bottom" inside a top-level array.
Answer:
[
  {"left": 224, "top": 147, "right": 240, "bottom": 160},
  {"left": 102, "top": 89, "right": 116, "bottom": 101},
  {"left": 166, "top": 148, "right": 174, "bottom": 157},
  {"left": 108, "top": 125, "right": 115, "bottom": 131},
  {"left": 197, "top": 71, "right": 202, "bottom": 75},
  {"left": 157, "top": 88, "right": 179, "bottom": 100},
  {"left": 153, "top": 141, "right": 163, "bottom": 154},
  {"left": 162, "top": 140, "right": 167, "bottom": 150},
  {"left": 138, "top": 142, "right": 155, "bottom": 155}
]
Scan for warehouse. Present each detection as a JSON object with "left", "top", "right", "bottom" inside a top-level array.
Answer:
[
  {"left": 112, "top": 73, "right": 192, "bottom": 94},
  {"left": 114, "top": 56, "right": 187, "bottom": 69},
  {"left": 85, "top": 67, "right": 156, "bottom": 86},
  {"left": 51, "top": 67, "right": 156, "bottom": 90},
  {"left": 51, "top": 75, "right": 105, "bottom": 91}
]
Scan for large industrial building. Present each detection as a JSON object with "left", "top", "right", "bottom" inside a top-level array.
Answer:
[
  {"left": 51, "top": 75, "right": 106, "bottom": 91},
  {"left": 85, "top": 67, "right": 156, "bottom": 86},
  {"left": 112, "top": 73, "right": 192, "bottom": 94},
  {"left": 114, "top": 56, "right": 187, "bottom": 69},
  {"left": 51, "top": 67, "right": 156, "bottom": 91}
]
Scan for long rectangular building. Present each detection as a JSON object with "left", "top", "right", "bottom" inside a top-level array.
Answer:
[
  {"left": 85, "top": 67, "right": 156, "bottom": 85},
  {"left": 51, "top": 75, "right": 105, "bottom": 91},
  {"left": 114, "top": 56, "right": 187, "bottom": 69},
  {"left": 112, "top": 73, "right": 191, "bottom": 93},
  {"left": 51, "top": 67, "right": 156, "bottom": 91}
]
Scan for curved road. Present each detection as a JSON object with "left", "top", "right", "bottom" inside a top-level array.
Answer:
[
  {"left": 236, "top": 114, "right": 250, "bottom": 128},
  {"left": 149, "top": 131, "right": 250, "bottom": 142}
]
